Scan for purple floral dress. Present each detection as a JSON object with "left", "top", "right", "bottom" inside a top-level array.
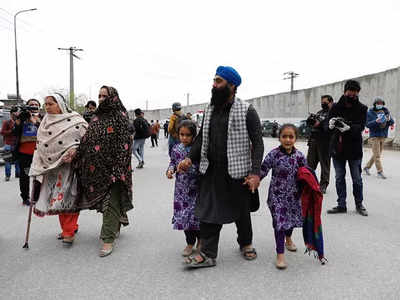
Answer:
[
  {"left": 168, "top": 143, "right": 200, "bottom": 231},
  {"left": 261, "top": 146, "right": 306, "bottom": 231}
]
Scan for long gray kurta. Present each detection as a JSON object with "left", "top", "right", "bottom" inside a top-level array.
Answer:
[{"left": 188, "top": 102, "right": 264, "bottom": 224}]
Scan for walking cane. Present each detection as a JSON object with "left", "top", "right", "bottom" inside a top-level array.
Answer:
[
  {"left": 22, "top": 179, "right": 40, "bottom": 249},
  {"left": 22, "top": 202, "right": 33, "bottom": 249}
]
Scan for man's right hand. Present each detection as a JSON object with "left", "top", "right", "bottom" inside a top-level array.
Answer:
[
  {"left": 328, "top": 118, "right": 336, "bottom": 129},
  {"left": 313, "top": 121, "right": 321, "bottom": 128},
  {"left": 177, "top": 158, "right": 192, "bottom": 173}
]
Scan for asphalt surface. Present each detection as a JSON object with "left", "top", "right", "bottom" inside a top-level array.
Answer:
[{"left": 0, "top": 137, "right": 399, "bottom": 299}]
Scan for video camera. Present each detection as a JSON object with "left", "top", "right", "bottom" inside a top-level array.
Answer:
[
  {"left": 306, "top": 113, "right": 323, "bottom": 127},
  {"left": 15, "top": 105, "right": 39, "bottom": 122}
]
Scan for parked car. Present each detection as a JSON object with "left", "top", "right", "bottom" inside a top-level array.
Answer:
[
  {"left": 296, "top": 119, "right": 311, "bottom": 138},
  {"left": 261, "top": 120, "right": 280, "bottom": 137},
  {"left": 0, "top": 108, "right": 11, "bottom": 148},
  {"left": 0, "top": 108, "right": 11, "bottom": 165}
]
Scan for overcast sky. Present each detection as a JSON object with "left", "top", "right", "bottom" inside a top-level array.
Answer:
[{"left": 1, "top": 0, "right": 399, "bottom": 110}]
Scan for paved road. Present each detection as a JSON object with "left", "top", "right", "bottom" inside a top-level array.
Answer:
[{"left": 0, "top": 137, "right": 399, "bottom": 299}]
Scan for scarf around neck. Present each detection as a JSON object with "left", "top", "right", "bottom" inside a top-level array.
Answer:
[{"left": 30, "top": 94, "right": 88, "bottom": 177}]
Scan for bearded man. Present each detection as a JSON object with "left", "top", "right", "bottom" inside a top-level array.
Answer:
[{"left": 178, "top": 66, "right": 264, "bottom": 268}]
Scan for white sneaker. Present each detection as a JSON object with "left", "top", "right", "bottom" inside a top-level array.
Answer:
[
  {"left": 377, "top": 172, "right": 387, "bottom": 179},
  {"left": 363, "top": 167, "right": 371, "bottom": 176}
]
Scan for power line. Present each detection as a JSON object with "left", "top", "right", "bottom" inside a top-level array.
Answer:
[
  {"left": 0, "top": 22, "right": 11, "bottom": 30},
  {"left": 0, "top": 14, "right": 13, "bottom": 25},
  {"left": 0, "top": 8, "right": 13, "bottom": 16},
  {"left": 0, "top": 9, "right": 35, "bottom": 31}
]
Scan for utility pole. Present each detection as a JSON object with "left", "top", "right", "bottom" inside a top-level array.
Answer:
[
  {"left": 186, "top": 93, "right": 190, "bottom": 106},
  {"left": 146, "top": 100, "right": 148, "bottom": 110},
  {"left": 283, "top": 71, "right": 299, "bottom": 92},
  {"left": 58, "top": 46, "right": 83, "bottom": 109},
  {"left": 14, "top": 8, "right": 37, "bottom": 100}
]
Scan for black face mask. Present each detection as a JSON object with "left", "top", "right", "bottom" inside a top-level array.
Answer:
[
  {"left": 321, "top": 103, "right": 329, "bottom": 110},
  {"left": 211, "top": 85, "right": 232, "bottom": 107},
  {"left": 344, "top": 95, "right": 358, "bottom": 104}
]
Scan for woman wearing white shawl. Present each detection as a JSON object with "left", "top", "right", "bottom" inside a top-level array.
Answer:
[{"left": 30, "top": 93, "right": 88, "bottom": 245}]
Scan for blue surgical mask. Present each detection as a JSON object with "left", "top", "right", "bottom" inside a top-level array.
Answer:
[{"left": 375, "top": 105, "right": 383, "bottom": 110}]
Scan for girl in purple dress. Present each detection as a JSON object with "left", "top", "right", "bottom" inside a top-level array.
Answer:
[
  {"left": 260, "top": 124, "right": 306, "bottom": 269},
  {"left": 166, "top": 120, "right": 200, "bottom": 257}
]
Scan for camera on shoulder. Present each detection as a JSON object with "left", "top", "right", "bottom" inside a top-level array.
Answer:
[
  {"left": 16, "top": 105, "right": 39, "bottom": 122},
  {"left": 306, "top": 113, "right": 322, "bottom": 127}
]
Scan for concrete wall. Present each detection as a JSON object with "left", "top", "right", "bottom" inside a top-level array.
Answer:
[{"left": 134, "top": 67, "right": 400, "bottom": 145}]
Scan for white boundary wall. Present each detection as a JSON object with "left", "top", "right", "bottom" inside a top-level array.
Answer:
[{"left": 134, "top": 67, "right": 400, "bottom": 145}]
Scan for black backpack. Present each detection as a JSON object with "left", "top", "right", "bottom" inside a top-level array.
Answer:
[
  {"left": 142, "top": 119, "right": 151, "bottom": 138},
  {"left": 134, "top": 118, "right": 151, "bottom": 139}
]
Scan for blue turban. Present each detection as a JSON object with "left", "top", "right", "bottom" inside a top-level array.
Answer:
[{"left": 215, "top": 66, "right": 242, "bottom": 87}]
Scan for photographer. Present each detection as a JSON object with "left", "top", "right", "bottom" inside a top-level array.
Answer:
[
  {"left": 306, "top": 95, "right": 334, "bottom": 194},
  {"left": 0, "top": 107, "right": 20, "bottom": 181},
  {"left": 327, "top": 80, "right": 368, "bottom": 216},
  {"left": 13, "top": 98, "right": 41, "bottom": 206},
  {"left": 83, "top": 100, "right": 97, "bottom": 123}
]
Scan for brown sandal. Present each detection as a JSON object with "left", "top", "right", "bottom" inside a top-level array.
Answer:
[
  {"left": 62, "top": 237, "right": 74, "bottom": 247},
  {"left": 241, "top": 247, "right": 257, "bottom": 260}
]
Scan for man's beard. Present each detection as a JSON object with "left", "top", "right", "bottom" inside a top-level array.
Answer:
[{"left": 210, "top": 85, "right": 232, "bottom": 107}]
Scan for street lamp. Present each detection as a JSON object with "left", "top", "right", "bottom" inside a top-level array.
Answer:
[{"left": 14, "top": 8, "right": 37, "bottom": 100}]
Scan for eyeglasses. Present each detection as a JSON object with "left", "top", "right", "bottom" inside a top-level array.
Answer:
[{"left": 98, "top": 94, "right": 108, "bottom": 99}]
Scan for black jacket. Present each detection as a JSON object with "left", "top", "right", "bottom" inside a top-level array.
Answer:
[
  {"left": 328, "top": 96, "right": 367, "bottom": 160},
  {"left": 133, "top": 117, "right": 150, "bottom": 140}
]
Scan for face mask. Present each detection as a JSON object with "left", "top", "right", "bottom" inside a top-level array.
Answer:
[
  {"left": 344, "top": 95, "right": 358, "bottom": 104},
  {"left": 321, "top": 103, "right": 329, "bottom": 110},
  {"left": 375, "top": 105, "right": 383, "bottom": 110}
]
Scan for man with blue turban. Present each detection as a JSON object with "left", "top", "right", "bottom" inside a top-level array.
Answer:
[{"left": 179, "top": 66, "right": 264, "bottom": 268}]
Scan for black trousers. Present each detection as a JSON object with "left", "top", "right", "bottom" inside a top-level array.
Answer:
[
  {"left": 199, "top": 212, "right": 253, "bottom": 259},
  {"left": 150, "top": 134, "right": 158, "bottom": 147},
  {"left": 184, "top": 230, "right": 200, "bottom": 245},
  {"left": 307, "top": 139, "right": 331, "bottom": 189},
  {"left": 18, "top": 153, "right": 33, "bottom": 203}
]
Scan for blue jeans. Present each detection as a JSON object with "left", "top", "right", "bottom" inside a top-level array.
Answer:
[
  {"left": 4, "top": 145, "right": 20, "bottom": 178},
  {"left": 132, "top": 138, "right": 145, "bottom": 163},
  {"left": 332, "top": 158, "right": 363, "bottom": 208}
]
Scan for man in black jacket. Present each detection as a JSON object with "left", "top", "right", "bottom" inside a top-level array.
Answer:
[
  {"left": 306, "top": 95, "right": 334, "bottom": 194},
  {"left": 327, "top": 80, "right": 368, "bottom": 216},
  {"left": 132, "top": 108, "right": 150, "bottom": 168}
]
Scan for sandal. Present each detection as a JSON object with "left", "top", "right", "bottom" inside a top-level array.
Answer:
[
  {"left": 57, "top": 229, "right": 78, "bottom": 240},
  {"left": 241, "top": 247, "right": 257, "bottom": 261},
  {"left": 184, "top": 252, "right": 216, "bottom": 268},
  {"left": 62, "top": 237, "right": 74, "bottom": 247},
  {"left": 99, "top": 244, "right": 113, "bottom": 257}
]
